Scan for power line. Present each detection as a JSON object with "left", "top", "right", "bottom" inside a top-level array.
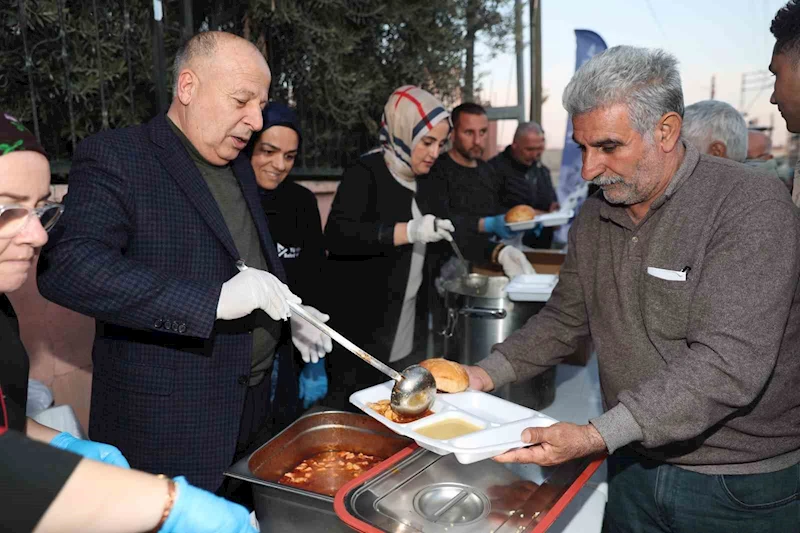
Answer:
[{"left": 642, "top": 0, "right": 668, "bottom": 41}]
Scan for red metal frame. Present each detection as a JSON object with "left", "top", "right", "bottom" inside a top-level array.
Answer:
[
  {"left": 334, "top": 443, "right": 607, "bottom": 533},
  {"left": 0, "top": 384, "right": 8, "bottom": 436},
  {"left": 334, "top": 443, "right": 421, "bottom": 533},
  {"left": 530, "top": 454, "right": 606, "bottom": 533}
]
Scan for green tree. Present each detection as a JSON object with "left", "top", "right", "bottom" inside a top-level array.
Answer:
[
  {"left": 2, "top": 0, "right": 511, "bottom": 173},
  {"left": 1, "top": 0, "right": 184, "bottom": 163}
]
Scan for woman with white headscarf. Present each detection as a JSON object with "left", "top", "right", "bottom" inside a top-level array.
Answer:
[{"left": 323, "top": 86, "right": 532, "bottom": 410}]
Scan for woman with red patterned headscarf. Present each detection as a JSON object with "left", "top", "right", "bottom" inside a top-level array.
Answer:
[{"left": 322, "top": 87, "right": 523, "bottom": 410}]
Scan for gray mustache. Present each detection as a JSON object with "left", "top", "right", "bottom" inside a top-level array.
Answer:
[{"left": 592, "top": 175, "right": 624, "bottom": 186}]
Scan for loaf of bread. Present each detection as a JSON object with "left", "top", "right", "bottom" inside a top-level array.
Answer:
[
  {"left": 419, "top": 358, "right": 469, "bottom": 393},
  {"left": 504, "top": 204, "right": 537, "bottom": 223}
]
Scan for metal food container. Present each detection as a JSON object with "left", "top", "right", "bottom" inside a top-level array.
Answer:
[
  {"left": 225, "top": 410, "right": 411, "bottom": 532},
  {"left": 336, "top": 445, "right": 606, "bottom": 533},
  {"left": 441, "top": 273, "right": 555, "bottom": 410}
]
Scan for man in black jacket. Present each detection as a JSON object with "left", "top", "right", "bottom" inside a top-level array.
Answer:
[
  {"left": 489, "top": 122, "right": 559, "bottom": 248},
  {"left": 429, "top": 103, "right": 533, "bottom": 240}
]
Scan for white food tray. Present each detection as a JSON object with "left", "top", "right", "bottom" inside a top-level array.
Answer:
[
  {"left": 506, "top": 209, "right": 575, "bottom": 231},
  {"left": 506, "top": 273, "right": 558, "bottom": 302},
  {"left": 350, "top": 381, "right": 558, "bottom": 464}
]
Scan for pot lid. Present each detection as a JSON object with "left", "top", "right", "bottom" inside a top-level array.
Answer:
[
  {"left": 442, "top": 273, "right": 510, "bottom": 299},
  {"left": 335, "top": 444, "right": 605, "bottom": 533}
]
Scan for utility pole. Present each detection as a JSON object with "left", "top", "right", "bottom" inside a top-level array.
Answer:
[
  {"left": 152, "top": 0, "right": 168, "bottom": 114},
  {"left": 514, "top": 0, "right": 525, "bottom": 124},
  {"left": 485, "top": 0, "right": 527, "bottom": 125},
  {"left": 180, "top": 0, "right": 194, "bottom": 42},
  {"left": 740, "top": 73, "right": 746, "bottom": 114},
  {"left": 710, "top": 74, "right": 715, "bottom": 100},
  {"left": 529, "top": 0, "right": 542, "bottom": 123}
]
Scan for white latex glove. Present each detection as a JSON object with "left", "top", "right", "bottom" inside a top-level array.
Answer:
[
  {"left": 407, "top": 215, "right": 454, "bottom": 243},
  {"left": 291, "top": 305, "right": 334, "bottom": 363},
  {"left": 497, "top": 246, "right": 536, "bottom": 278},
  {"left": 216, "top": 267, "right": 301, "bottom": 322}
]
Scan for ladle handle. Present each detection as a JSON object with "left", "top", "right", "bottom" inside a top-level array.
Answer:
[
  {"left": 235, "top": 260, "right": 404, "bottom": 383},
  {"left": 286, "top": 300, "right": 404, "bottom": 382}
]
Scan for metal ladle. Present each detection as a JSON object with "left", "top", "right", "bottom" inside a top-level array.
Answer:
[{"left": 286, "top": 301, "right": 436, "bottom": 417}]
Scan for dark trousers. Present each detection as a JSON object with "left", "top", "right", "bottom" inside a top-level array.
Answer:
[
  {"left": 234, "top": 373, "right": 273, "bottom": 460},
  {"left": 603, "top": 449, "right": 800, "bottom": 533},
  {"left": 217, "top": 372, "right": 273, "bottom": 507}
]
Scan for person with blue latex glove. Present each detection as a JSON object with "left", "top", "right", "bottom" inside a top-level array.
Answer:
[
  {"left": 298, "top": 359, "right": 328, "bottom": 409},
  {"left": 50, "top": 431, "right": 130, "bottom": 468},
  {"left": 482, "top": 213, "right": 518, "bottom": 240},
  {"left": 159, "top": 476, "right": 257, "bottom": 533}
]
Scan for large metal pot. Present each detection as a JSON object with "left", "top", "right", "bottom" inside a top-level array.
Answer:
[{"left": 441, "top": 274, "right": 555, "bottom": 410}]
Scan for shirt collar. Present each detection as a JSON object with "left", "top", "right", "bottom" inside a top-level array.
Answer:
[{"left": 598, "top": 141, "right": 699, "bottom": 226}]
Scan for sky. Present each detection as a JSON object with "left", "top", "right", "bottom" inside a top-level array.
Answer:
[{"left": 477, "top": 0, "right": 790, "bottom": 149}]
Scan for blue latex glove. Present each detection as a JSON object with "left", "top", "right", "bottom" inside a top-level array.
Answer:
[
  {"left": 160, "top": 476, "right": 257, "bottom": 533},
  {"left": 525, "top": 223, "right": 544, "bottom": 239},
  {"left": 50, "top": 432, "right": 130, "bottom": 468},
  {"left": 483, "top": 214, "right": 517, "bottom": 240},
  {"left": 298, "top": 360, "right": 328, "bottom": 409}
]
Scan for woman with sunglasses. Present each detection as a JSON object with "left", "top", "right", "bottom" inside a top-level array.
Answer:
[{"left": 0, "top": 113, "right": 256, "bottom": 533}]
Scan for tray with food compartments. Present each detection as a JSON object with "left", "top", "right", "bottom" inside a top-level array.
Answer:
[{"left": 350, "top": 381, "right": 558, "bottom": 464}]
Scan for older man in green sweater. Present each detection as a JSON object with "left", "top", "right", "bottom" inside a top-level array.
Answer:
[{"left": 463, "top": 45, "right": 800, "bottom": 533}]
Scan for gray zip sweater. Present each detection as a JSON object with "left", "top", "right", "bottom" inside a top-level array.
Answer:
[{"left": 479, "top": 143, "right": 800, "bottom": 474}]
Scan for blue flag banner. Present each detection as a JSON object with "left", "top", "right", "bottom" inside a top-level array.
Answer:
[{"left": 555, "top": 29, "right": 608, "bottom": 244}]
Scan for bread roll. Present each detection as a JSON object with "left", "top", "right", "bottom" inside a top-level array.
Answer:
[
  {"left": 505, "top": 204, "right": 537, "bottom": 223},
  {"left": 419, "top": 358, "right": 469, "bottom": 393}
]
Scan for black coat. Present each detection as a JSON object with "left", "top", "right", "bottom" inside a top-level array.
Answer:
[
  {"left": 0, "top": 297, "right": 82, "bottom": 533},
  {"left": 260, "top": 181, "right": 326, "bottom": 307},
  {"left": 489, "top": 147, "right": 558, "bottom": 248},
  {"left": 323, "top": 153, "right": 492, "bottom": 410},
  {"left": 37, "top": 114, "right": 298, "bottom": 491},
  {"left": 0, "top": 297, "right": 27, "bottom": 433}
]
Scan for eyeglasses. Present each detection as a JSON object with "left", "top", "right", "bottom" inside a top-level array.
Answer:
[{"left": 0, "top": 202, "right": 64, "bottom": 239}]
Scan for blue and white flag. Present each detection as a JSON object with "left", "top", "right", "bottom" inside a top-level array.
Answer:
[{"left": 555, "top": 30, "right": 608, "bottom": 244}]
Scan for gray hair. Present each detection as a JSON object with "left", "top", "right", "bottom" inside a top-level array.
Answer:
[
  {"left": 514, "top": 121, "right": 544, "bottom": 141},
  {"left": 682, "top": 100, "right": 748, "bottom": 162},
  {"left": 172, "top": 31, "right": 219, "bottom": 96},
  {"left": 563, "top": 45, "right": 684, "bottom": 137}
]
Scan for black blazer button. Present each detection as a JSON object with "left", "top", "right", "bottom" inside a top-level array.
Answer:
[
  {"left": 154, "top": 318, "right": 163, "bottom": 328},
  {"left": 237, "top": 375, "right": 249, "bottom": 385},
  {"left": 178, "top": 323, "right": 187, "bottom": 334}
]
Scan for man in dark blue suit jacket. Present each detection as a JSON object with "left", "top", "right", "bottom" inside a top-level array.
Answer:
[{"left": 38, "top": 32, "right": 331, "bottom": 492}]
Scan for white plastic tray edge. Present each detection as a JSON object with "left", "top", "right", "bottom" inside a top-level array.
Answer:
[
  {"left": 506, "top": 209, "right": 575, "bottom": 230},
  {"left": 350, "top": 381, "right": 559, "bottom": 464}
]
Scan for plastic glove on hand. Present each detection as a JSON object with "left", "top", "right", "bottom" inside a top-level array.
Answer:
[
  {"left": 159, "top": 476, "right": 257, "bottom": 533},
  {"left": 407, "top": 214, "right": 454, "bottom": 243},
  {"left": 298, "top": 360, "right": 329, "bottom": 409},
  {"left": 290, "top": 305, "right": 334, "bottom": 363},
  {"left": 217, "top": 267, "right": 301, "bottom": 322},
  {"left": 525, "top": 223, "right": 544, "bottom": 239},
  {"left": 49, "top": 432, "right": 130, "bottom": 468},
  {"left": 484, "top": 214, "right": 516, "bottom": 240},
  {"left": 497, "top": 246, "right": 536, "bottom": 278}
]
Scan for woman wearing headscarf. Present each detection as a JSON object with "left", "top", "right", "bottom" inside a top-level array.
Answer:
[
  {"left": 0, "top": 112, "right": 255, "bottom": 533},
  {"left": 323, "top": 86, "right": 533, "bottom": 410},
  {"left": 247, "top": 102, "right": 331, "bottom": 411}
]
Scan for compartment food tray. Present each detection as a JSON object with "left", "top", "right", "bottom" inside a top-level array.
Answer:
[
  {"left": 350, "top": 381, "right": 558, "bottom": 464},
  {"left": 506, "top": 209, "right": 574, "bottom": 231}
]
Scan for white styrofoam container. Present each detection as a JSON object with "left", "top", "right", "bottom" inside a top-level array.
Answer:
[
  {"left": 506, "top": 273, "right": 558, "bottom": 302},
  {"left": 350, "top": 381, "right": 558, "bottom": 464},
  {"left": 506, "top": 208, "right": 575, "bottom": 231}
]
